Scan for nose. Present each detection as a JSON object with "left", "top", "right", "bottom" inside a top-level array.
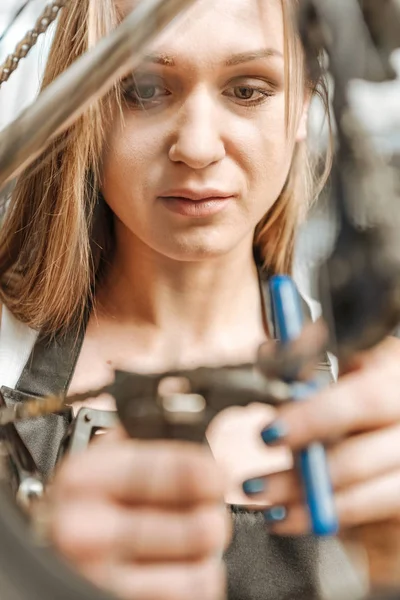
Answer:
[{"left": 168, "top": 89, "right": 226, "bottom": 169}]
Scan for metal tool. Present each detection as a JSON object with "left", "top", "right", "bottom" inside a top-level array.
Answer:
[{"left": 270, "top": 275, "right": 338, "bottom": 536}]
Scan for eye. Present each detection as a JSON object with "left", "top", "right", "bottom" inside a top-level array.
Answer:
[
  {"left": 224, "top": 81, "right": 276, "bottom": 106},
  {"left": 135, "top": 83, "right": 164, "bottom": 101},
  {"left": 234, "top": 86, "right": 258, "bottom": 100},
  {"left": 121, "top": 75, "right": 171, "bottom": 107}
]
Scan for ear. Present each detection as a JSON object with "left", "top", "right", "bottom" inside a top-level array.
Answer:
[{"left": 295, "top": 97, "right": 311, "bottom": 143}]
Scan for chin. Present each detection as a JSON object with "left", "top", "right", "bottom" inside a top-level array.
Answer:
[{"left": 153, "top": 229, "right": 240, "bottom": 262}]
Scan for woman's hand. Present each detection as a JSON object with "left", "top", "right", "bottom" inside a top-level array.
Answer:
[
  {"left": 47, "top": 427, "right": 230, "bottom": 600},
  {"left": 241, "top": 336, "right": 400, "bottom": 585}
]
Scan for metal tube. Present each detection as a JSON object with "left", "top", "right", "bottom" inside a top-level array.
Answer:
[{"left": 0, "top": 0, "right": 196, "bottom": 190}]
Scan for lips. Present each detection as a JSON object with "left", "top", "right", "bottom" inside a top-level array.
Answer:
[
  {"left": 159, "top": 188, "right": 234, "bottom": 202},
  {"left": 158, "top": 189, "right": 235, "bottom": 218}
]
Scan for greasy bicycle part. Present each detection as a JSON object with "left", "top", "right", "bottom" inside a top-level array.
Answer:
[
  {"left": 60, "top": 407, "right": 119, "bottom": 458},
  {"left": 0, "top": 0, "right": 198, "bottom": 190},
  {"left": 320, "top": 109, "right": 400, "bottom": 361},
  {"left": 319, "top": 119, "right": 400, "bottom": 361},
  {"left": 0, "top": 0, "right": 71, "bottom": 88},
  {"left": 318, "top": 166, "right": 400, "bottom": 363},
  {"left": 111, "top": 340, "right": 332, "bottom": 442},
  {"left": 269, "top": 275, "right": 338, "bottom": 537},
  {"left": 114, "top": 366, "right": 292, "bottom": 442},
  {"left": 0, "top": 364, "right": 293, "bottom": 431},
  {"left": 0, "top": 422, "right": 44, "bottom": 512},
  {"left": 297, "top": 0, "right": 400, "bottom": 362}
]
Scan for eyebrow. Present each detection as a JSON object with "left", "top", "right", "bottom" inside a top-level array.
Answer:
[
  {"left": 142, "top": 53, "right": 176, "bottom": 67},
  {"left": 141, "top": 48, "right": 283, "bottom": 68},
  {"left": 225, "top": 48, "right": 284, "bottom": 66}
]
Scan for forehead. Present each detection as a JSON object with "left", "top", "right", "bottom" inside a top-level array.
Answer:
[{"left": 116, "top": 0, "right": 284, "bottom": 62}]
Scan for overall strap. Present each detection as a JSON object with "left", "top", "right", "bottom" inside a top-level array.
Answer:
[
  {"left": 16, "top": 325, "right": 85, "bottom": 397},
  {"left": 0, "top": 316, "right": 88, "bottom": 479}
]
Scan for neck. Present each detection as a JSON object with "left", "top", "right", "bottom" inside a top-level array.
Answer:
[{"left": 96, "top": 224, "right": 267, "bottom": 367}]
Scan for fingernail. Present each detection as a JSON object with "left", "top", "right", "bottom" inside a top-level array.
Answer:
[
  {"left": 263, "top": 506, "right": 287, "bottom": 524},
  {"left": 261, "top": 420, "right": 287, "bottom": 445},
  {"left": 242, "top": 478, "right": 265, "bottom": 495}
]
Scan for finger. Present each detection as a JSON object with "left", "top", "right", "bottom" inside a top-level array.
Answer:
[
  {"left": 84, "top": 558, "right": 226, "bottom": 600},
  {"left": 264, "top": 503, "right": 309, "bottom": 536},
  {"left": 242, "top": 469, "right": 302, "bottom": 509},
  {"left": 340, "top": 335, "right": 400, "bottom": 375},
  {"left": 266, "top": 470, "right": 400, "bottom": 536},
  {"left": 336, "top": 470, "right": 400, "bottom": 529},
  {"left": 328, "top": 424, "right": 400, "bottom": 490},
  {"left": 55, "top": 440, "right": 224, "bottom": 507},
  {"left": 244, "top": 423, "right": 400, "bottom": 510},
  {"left": 51, "top": 502, "right": 231, "bottom": 562},
  {"left": 260, "top": 352, "right": 400, "bottom": 450}
]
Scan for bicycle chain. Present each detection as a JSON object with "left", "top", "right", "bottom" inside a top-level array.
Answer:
[{"left": 0, "top": 0, "right": 71, "bottom": 88}]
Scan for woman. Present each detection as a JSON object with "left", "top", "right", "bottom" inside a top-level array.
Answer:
[{"left": 0, "top": 0, "right": 400, "bottom": 599}]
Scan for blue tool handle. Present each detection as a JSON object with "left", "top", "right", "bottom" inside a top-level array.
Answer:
[{"left": 269, "top": 275, "right": 338, "bottom": 536}]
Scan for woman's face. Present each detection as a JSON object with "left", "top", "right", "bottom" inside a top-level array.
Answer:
[{"left": 102, "top": 0, "right": 307, "bottom": 261}]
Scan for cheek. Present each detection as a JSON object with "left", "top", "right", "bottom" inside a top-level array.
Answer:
[
  {"left": 234, "top": 107, "right": 294, "bottom": 212},
  {"left": 101, "top": 115, "right": 164, "bottom": 203}
]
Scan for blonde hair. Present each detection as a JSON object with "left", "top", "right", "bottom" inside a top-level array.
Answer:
[
  {"left": 0, "top": 0, "right": 332, "bottom": 334},
  {"left": 255, "top": 0, "right": 332, "bottom": 276}
]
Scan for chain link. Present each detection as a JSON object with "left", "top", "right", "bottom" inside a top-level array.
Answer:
[{"left": 0, "top": 0, "right": 71, "bottom": 88}]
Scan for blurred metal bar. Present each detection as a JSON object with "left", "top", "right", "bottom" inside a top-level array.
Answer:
[{"left": 0, "top": 0, "right": 196, "bottom": 190}]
